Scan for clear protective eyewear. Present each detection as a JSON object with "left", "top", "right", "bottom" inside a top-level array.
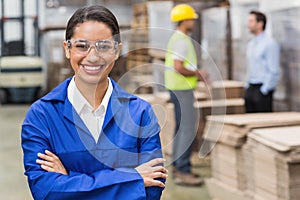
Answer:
[{"left": 67, "top": 39, "right": 118, "bottom": 56}]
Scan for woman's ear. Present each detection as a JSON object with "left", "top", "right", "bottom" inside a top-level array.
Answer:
[
  {"left": 63, "top": 41, "right": 71, "bottom": 59},
  {"left": 115, "top": 43, "right": 122, "bottom": 60}
]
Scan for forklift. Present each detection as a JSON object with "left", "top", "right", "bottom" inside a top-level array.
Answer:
[{"left": 0, "top": 0, "right": 43, "bottom": 103}]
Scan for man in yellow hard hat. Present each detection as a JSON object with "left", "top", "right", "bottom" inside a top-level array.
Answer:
[{"left": 165, "top": 4, "right": 207, "bottom": 186}]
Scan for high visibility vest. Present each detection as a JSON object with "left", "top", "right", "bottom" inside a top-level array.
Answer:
[{"left": 164, "top": 31, "right": 198, "bottom": 90}]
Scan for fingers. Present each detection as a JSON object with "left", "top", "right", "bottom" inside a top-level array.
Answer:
[
  {"left": 36, "top": 159, "right": 53, "bottom": 167},
  {"left": 146, "top": 158, "right": 166, "bottom": 167},
  {"left": 136, "top": 158, "right": 168, "bottom": 188},
  {"left": 45, "top": 150, "right": 59, "bottom": 159},
  {"left": 36, "top": 159, "right": 55, "bottom": 172},
  {"left": 152, "top": 166, "right": 168, "bottom": 174},
  {"left": 151, "top": 171, "right": 168, "bottom": 180},
  {"left": 36, "top": 150, "right": 68, "bottom": 175},
  {"left": 146, "top": 179, "right": 165, "bottom": 188},
  {"left": 40, "top": 164, "right": 55, "bottom": 172},
  {"left": 37, "top": 151, "right": 56, "bottom": 162}
]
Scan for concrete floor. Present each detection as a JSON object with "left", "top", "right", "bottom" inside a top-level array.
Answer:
[
  {"left": 0, "top": 105, "right": 212, "bottom": 200},
  {"left": 0, "top": 105, "right": 32, "bottom": 199}
]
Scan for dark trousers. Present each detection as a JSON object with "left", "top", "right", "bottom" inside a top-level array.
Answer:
[
  {"left": 169, "top": 90, "right": 196, "bottom": 173},
  {"left": 245, "top": 84, "right": 274, "bottom": 113}
]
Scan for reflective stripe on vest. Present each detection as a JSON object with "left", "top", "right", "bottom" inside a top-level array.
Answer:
[{"left": 164, "top": 31, "right": 198, "bottom": 90}]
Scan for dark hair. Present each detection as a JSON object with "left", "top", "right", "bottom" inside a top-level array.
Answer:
[
  {"left": 250, "top": 11, "right": 267, "bottom": 31},
  {"left": 65, "top": 5, "right": 120, "bottom": 43},
  {"left": 177, "top": 21, "right": 183, "bottom": 27}
]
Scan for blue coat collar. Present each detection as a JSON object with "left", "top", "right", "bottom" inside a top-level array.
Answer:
[{"left": 41, "top": 77, "right": 136, "bottom": 102}]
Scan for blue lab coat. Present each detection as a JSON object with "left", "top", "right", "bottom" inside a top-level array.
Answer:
[{"left": 21, "top": 77, "right": 164, "bottom": 200}]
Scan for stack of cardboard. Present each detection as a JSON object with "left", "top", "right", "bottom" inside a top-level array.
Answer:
[
  {"left": 136, "top": 92, "right": 174, "bottom": 156},
  {"left": 194, "top": 98, "right": 245, "bottom": 153},
  {"left": 211, "top": 80, "right": 245, "bottom": 99},
  {"left": 204, "top": 112, "right": 300, "bottom": 200},
  {"left": 248, "top": 126, "right": 300, "bottom": 200},
  {"left": 210, "top": 142, "right": 247, "bottom": 190},
  {"left": 204, "top": 112, "right": 300, "bottom": 147},
  {"left": 194, "top": 80, "right": 246, "bottom": 153},
  {"left": 128, "top": 3, "right": 150, "bottom": 70}
]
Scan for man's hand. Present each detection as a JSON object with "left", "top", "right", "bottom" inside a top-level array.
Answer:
[
  {"left": 196, "top": 69, "right": 210, "bottom": 83},
  {"left": 135, "top": 158, "right": 168, "bottom": 188},
  {"left": 36, "top": 150, "right": 68, "bottom": 175}
]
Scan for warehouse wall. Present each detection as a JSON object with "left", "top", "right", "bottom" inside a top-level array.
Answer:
[
  {"left": 202, "top": 7, "right": 228, "bottom": 79},
  {"left": 263, "top": 0, "right": 300, "bottom": 111}
]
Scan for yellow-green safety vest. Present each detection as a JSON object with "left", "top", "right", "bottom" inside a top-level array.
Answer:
[{"left": 165, "top": 31, "right": 198, "bottom": 90}]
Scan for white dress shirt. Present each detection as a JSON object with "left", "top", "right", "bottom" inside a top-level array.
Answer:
[
  {"left": 246, "top": 32, "right": 280, "bottom": 94},
  {"left": 67, "top": 77, "right": 113, "bottom": 142}
]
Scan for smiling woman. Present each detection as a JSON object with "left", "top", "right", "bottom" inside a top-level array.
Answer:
[{"left": 21, "top": 5, "right": 167, "bottom": 200}]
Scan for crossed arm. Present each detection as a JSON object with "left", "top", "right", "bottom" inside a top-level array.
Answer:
[{"left": 36, "top": 150, "right": 168, "bottom": 188}]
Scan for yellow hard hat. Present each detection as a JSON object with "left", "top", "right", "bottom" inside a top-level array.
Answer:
[{"left": 170, "top": 4, "right": 198, "bottom": 22}]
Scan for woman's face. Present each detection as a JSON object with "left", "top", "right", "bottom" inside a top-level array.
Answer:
[{"left": 64, "top": 21, "right": 121, "bottom": 86}]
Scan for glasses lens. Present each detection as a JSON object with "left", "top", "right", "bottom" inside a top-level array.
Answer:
[
  {"left": 73, "top": 40, "right": 90, "bottom": 54},
  {"left": 96, "top": 40, "right": 116, "bottom": 54},
  {"left": 69, "top": 40, "right": 118, "bottom": 55}
]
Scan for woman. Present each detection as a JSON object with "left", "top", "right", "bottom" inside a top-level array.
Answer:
[{"left": 21, "top": 5, "right": 167, "bottom": 200}]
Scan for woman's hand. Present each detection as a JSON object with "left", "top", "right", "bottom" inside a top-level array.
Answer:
[
  {"left": 135, "top": 158, "right": 168, "bottom": 188},
  {"left": 36, "top": 150, "right": 68, "bottom": 175}
]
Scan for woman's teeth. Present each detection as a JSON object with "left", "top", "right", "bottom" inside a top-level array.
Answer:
[{"left": 82, "top": 65, "right": 103, "bottom": 71}]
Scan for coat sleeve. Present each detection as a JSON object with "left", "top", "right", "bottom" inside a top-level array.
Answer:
[
  {"left": 21, "top": 105, "right": 146, "bottom": 200},
  {"left": 138, "top": 103, "right": 166, "bottom": 200}
]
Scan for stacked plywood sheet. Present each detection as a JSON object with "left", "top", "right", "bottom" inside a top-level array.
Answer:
[
  {"left": 204, "top": 112, "right": 300, "bottom": 200},
  {"left": 211, "top": 80, "right": 245, "bottom": 99},
  {"left": 195, "top": 98, "right": 245, "bottom": 117},
  {"left": 210, "top": 142, "right": 247, "bottom": 190},
  {"left": 196, "top": 80, "right": 245, "bottom": 100},
  {"left": 194, "top": 80, "right": 246, "bottom": 153},
  {"left": 136, "top": 92, "right": 174, "bottom": 156},
  {"left": 128, "top": 3, "right": 150, "bottom": 73},
  {"left": 248, "top": 126, "right": 300, "bottom": 200},
  {"left": 204, "top": 112, "right": 300, "bottom": 147},
  {"left": 194, "top": 98, "right": 245, "bottom": 153}
]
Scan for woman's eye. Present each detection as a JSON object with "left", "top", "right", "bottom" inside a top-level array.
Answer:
[
  {"left": 75, "top": 44, "right": 89, "bottom": 50},
  {"left": 98, "top": 45, "right": 112, "bottom": 51}
]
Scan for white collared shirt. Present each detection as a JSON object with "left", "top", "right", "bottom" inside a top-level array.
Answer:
[{"left": 67, "top": 77, "right": 113, "bottom": 142}]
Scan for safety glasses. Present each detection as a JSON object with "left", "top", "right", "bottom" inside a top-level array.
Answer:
[{"left": 67, "top": 39, "right": 118, "bottom": 56}]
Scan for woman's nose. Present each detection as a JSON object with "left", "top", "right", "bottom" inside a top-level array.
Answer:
[{"left": 85, "top": 47, "right": 103, "bottom": 61}]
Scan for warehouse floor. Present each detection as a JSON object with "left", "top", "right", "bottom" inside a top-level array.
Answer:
[{"left": 0, "top": 105, "right": 212, "bottom": 200}]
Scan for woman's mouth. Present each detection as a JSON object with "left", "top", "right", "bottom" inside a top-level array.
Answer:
[{"left": 81, "top": 64, "right": 106, "bottom": 74}]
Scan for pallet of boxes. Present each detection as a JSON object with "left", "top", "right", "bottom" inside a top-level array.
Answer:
[
  {"left": 126, "top": 3, "right": 153, "bottom": 94},
  {"left": 194, "top": 80, "right": 245, "bottom": 155},
  {"left": 204, "top": 112, "right": 300, "bottom": 200},
  {"left": 248, "top": 126, "right": 300, "bottom": 200}
]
